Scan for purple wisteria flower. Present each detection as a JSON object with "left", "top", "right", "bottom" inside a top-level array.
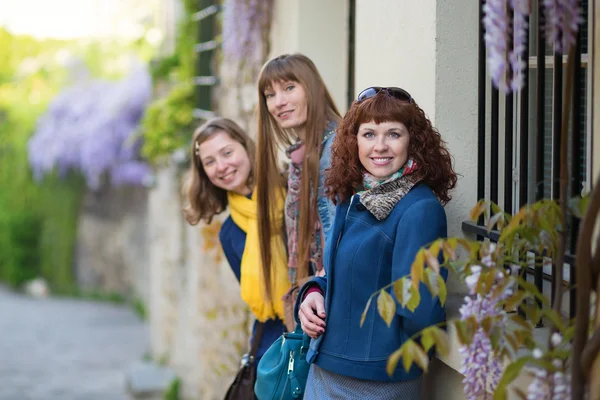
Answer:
[
  {"left": 222, "top": 0, "right": 274, "bottom": 66},
  {"left": 526, "top": 334, "right": 571, "bottom": 400},
  {"left": 509, "top": 0, "right": 530, "bottom": 91},
  {"left": 459, "top": 247, "right": 512, "bottom": 400},
  {"left": 483, "top": 0, "right": 511, "bottom": 92},
  {"left": 484, "top": 0, "right": 582, "bottom": 92},
  {"left": 543, "top": 0, "right": 583, "bottom": 53},
  {"left": 28, "top": 60, "right": 153, "bottom": 190}
]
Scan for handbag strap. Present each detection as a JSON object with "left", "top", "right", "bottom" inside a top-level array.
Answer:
[{"left": 250, "top": 322, "right": 265, "bottom": 358}]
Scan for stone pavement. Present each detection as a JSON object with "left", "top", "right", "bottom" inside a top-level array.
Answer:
[{"left": 0, "top": 286, "right": 149, "bottom": 400}]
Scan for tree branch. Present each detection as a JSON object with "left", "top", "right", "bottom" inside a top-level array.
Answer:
[{"left": 572, "top": 177, "right": 600, "bottom": 399}]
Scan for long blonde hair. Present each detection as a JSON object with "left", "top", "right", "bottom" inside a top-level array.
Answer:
[
  {"left": 183, "top": 117, "right": 256, "bottom": 225},
  {"left": 256, "top": 53, "right": 341, "bottom": 299}
]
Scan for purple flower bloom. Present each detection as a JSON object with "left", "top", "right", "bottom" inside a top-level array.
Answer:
[
  {"left": 483, "top": 0, "right": 511, "bottom": 92},
  {"left": 543, "top": 0, "right": 583, "bottom": 53},
  {"left": 222, "top": 0, "right": 274, "bottom": 66},
  {"left": 459, "top": 264, "right": 512, "bottom": 399},
  {"left": 27, "top": 60, "right": 152, "bottom": 190}
]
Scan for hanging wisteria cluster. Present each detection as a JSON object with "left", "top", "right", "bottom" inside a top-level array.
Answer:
[
  {"left": 222, "top": 0, "right": 275, "bottom": 66},
  {"left": 483, "top": 0, "right": 582, "bottom": 92},
  {"left": 459, "top": 245, "right": 512, "bottom": 400},
  {"left": 28, "top": 60, "right": 153, "bottom": 190},
  {"left": 527, "top": 339, "right": 571, "bottom": 400}
]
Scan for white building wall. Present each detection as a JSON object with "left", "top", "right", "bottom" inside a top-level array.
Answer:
[
  {"left": 269, "top": 0, "right": 349, "bottom": 113},
  {"left": 355, "top": 0, "right": 437, "bottom": 119}
]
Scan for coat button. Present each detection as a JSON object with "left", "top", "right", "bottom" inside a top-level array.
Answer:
[{"left": 356, "top": 203, "right": 366, "bottom": 211}]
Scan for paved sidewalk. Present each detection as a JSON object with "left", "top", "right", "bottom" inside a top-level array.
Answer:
[{"left": 0, "top": 287, "right": 149, "bottom": 400}]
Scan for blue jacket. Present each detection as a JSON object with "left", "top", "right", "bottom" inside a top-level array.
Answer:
[
  {"left": 296, "top": 184, "right": 448, "bottom": 381},
  {"left": 317, "top": 125, "right": 337, "bottom": 241}
]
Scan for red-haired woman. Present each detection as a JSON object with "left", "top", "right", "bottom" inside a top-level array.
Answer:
[{"left": 296, "top": 87, "right": 458, "bottom": 399}]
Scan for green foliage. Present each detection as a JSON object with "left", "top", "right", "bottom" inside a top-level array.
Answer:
[
  {"left": 61, "top": 287, "right": 127, "bottom": 304},
  {"left": 163, "top": 377, "right": 181, "bottom": 400},
  {"left": 132, "top": 297, "right": 148, "bottom": 320},
  {"left": 0, "top": 29, "right": 82, "bottom": 290},
  {"left": 0, "top": 212, "right": 42, "bottom": 286},
  {"left": 0, "top": 27, "right": 155, "bottom": 292},
  {"left": 141, "top": 0, "right": 200, "bottom": 163},
  {"left": 141, "top": 81, "right": 195, "bottom": 162},
  {"left": 369, "top": 198, "right": 577, "bottom": 397}
]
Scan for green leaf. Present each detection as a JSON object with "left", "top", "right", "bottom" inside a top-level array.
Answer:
[
  {"left": 487, "top": 212, "right": 503, "bottom": 232},
  {"left": 493, "top": 357, "right": 532, "bottom": 400},
  {"left": 429, "top": 326, "right": 450, "bottom": 357},
  {"left": 402, "top": 340, "right": 416, "bottom": 372},
  {"left": 542, "top": 309, "right": 566, "bottom": 332},
  {"left": 453, "top": 320, "right": 474, "bottom": 346},
  {"left": 377, "top": 290, "right": 396, "bottom": 327},
  {"left": 421, "top": 328, "right": 435, "bottom": 352},
  {"left": 438, "top": 274, "right": 447, "bottom": 307},
  {"left": 569, "top": 195, "right": 590, "bottom": 219},
  {"left": 442, "top": 240, "right": 457, "bottom": 262},
  {"left": 514, "top": 277, "right": 549, "bottom": 306},
  {"left": 424, "top": 249, "right": 441, "bottom": 274},
  {"left": 411, "top": 249, "right": 425, "bottom": 288},
  {"left": 360, "top": 296, "right": 373, "bottom": 328},
  {"left": 509, "top": 314, "right": 532, "bottom": 331},
  {"left": 428, "top": 240, "right": 442, "bottom": 259},
  {"left": 504, "top": 290, "right": 529, "bottom": 312},
  {"left": 406, "top": 284, "right": 421, "bottom": 312},
  {"left": 410, "top": 341, "right": 429, "bottom": 372},
  {"left": 469, "top": 199, "right": 488, "bottom": 221},
  {"left": 393, "top": 278, "right": 406, "bottom": 307},
  {"left": 491, "top": 202, "right": 503, "bottom": 216},
  {"left": 422, "top": 269, "right": 439, "bottom": 298},
  {"left": 386, "top": 347, "right": 404, "bottom": 376}
]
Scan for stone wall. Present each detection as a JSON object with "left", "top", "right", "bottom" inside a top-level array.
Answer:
[
  {"left": 147, "top": 163, "right": 251, "bottom": 400},
  {"left": 75, "top": 184, "right": 150, "bottom": 304}
]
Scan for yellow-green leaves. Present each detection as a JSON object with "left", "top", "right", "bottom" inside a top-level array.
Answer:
[
  {"left": 420, "top": 326, "right": 450, "bottom": 357},
  {"left": 411, "top": 249, "right": 425, "bottom": 288},
  {"left": 359, "top": 296, "right": 373, "bottom": 328},
  {"left": 386, "top": 339, "right": 429, "bottom": 376},
  {"left": 569, "top": 194, "right": 590, "bottom": 218},
  {"left": 470, "top": 199, "right": 488, "bottom": 221},
  {"left": 377, "top": 290, "right": 396, "bottom": 327},
  {"left": 406, "top": 284, "right": 421, "bottom": 312},
  {"left": 423, "top": 269, "right": 447, "bottom": 306}
]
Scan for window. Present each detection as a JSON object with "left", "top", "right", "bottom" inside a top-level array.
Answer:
[{"left": 463, "top": 0, "right": 592, "bottom": 318}]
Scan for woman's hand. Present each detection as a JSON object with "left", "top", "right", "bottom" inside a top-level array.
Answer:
[{"left": 298, "top": 292, "right": 326, "bottom": 338}]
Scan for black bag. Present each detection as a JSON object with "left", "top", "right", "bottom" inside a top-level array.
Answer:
[{"left": 224, "top": 322, "right": 264, "bottom": 400}]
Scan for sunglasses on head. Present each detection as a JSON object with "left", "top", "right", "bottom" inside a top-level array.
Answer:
[{"left": 356, "top": 87, "right": 414, "bottom": 103}]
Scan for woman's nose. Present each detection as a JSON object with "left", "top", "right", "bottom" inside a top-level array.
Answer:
[
  {"left": 373, "top": 138, "right": 389, "bottom": 152},
  {"left": 274, "top": 92, "right": 287, "bottom": 107}
]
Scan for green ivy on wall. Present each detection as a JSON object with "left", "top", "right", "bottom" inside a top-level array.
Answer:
[{"left": 141, "top": 0, "right": 199, "bottom": 163}]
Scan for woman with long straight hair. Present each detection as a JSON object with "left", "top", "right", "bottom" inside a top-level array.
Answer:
[{"left": 255, "top": 53, "right": 342, "bottom": 331}]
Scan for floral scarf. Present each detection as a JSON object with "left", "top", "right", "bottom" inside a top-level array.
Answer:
[
  {"left": 357, "top": 159, "right": 420, "bottom": 221},
  {"left": 284, "top": 128, "right": 335, "bottom": 284}
]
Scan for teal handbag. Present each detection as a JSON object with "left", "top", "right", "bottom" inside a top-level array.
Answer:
[{"left": 254, "top": 323, "right": 311, "bottom": 400}]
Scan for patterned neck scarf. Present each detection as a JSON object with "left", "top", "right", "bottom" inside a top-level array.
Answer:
[
  {"left": 284, "top": 127, "right": 336, "bottom": 284},
  {"left": 357, "top": 159, "right": 420, "bottom": 221}
]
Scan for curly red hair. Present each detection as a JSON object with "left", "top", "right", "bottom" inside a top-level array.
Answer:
[{"left": 325, "top": 92, "right": 457, "bottom": 205}]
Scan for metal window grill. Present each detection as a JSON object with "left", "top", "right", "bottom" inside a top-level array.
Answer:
[
  {"left": 463, "top": 0, "right": 590, "bottom": 319},
  {"left": 193, "top": 0, "right": 220, "bottom": 120}
]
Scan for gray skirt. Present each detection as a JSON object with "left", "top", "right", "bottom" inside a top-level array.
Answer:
[{"left": 303, "top": 363, "right": 422, "bottom": 400}]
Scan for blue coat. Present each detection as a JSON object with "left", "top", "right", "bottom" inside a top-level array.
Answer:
[{"left": 296, "top": 184, "right": 448, "bottom": 381}]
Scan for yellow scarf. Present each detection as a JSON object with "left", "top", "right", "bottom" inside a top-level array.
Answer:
[{"left": 227, "top": 189, "right": 290, "bottom": 323}]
